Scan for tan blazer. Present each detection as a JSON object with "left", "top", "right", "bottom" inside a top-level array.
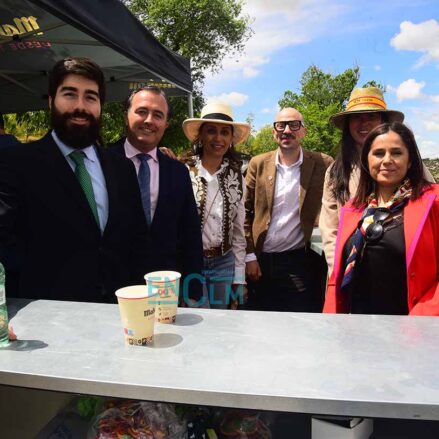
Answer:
[{"left": 245, "top": 149, "right": 334, "bottom": 255}]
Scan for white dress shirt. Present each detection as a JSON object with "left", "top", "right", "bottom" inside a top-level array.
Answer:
[
  {"left": 246, "top": 149, "right": 305, "bottom": 262},
  {"left": 196, "top": 161, "right": 246, "bottom": 283},
  {"left": 52, "top": 130, "right": 108, "bottom": 233},
  {"left": 124, "top": 140, "right": 160, "bottom": 220}
]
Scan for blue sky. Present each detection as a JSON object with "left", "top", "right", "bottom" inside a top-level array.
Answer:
[{"left": 203, "top": 0, "right": 439, "bottom": 158}]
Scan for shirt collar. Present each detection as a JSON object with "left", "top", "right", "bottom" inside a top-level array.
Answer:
[
  {"left": 124, "top": 138, "right": 158, "bottom": 163},
  {"left": 275, "top": 148, "right": 303, "bottom": 169},
  {"left": 52, "top": 130, "right": 97, "bottom": 162}
]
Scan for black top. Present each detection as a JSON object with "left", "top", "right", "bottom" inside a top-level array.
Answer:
[{"left": 343, "top": 213, "right": 408, "bottom": 315}]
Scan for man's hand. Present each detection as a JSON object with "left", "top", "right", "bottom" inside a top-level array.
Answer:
[
  {"left": 246, "top": 260, "right": 262, "bottom": 282},
  {"left": 159, "top": 146, "right": 177, "bottom": 160}
]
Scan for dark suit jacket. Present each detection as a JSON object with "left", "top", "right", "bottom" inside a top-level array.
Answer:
[
  {"left": 109, "top": 138, "right": 203, "bottom": 301},
  {"left": 0, "top": 132, "right": 149, "bottom": 303},
  {"left": 245, "top": 148, "right": 334, "bottom": 255}
]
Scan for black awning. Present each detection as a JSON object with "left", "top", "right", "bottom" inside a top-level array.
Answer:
[{"left": 0, "top": 0, "right": 192, "bottom": 113}]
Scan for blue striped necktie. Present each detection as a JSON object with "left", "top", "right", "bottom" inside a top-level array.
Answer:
[{"left": 137, "top": 153, "right": 152, "bottom": 226}]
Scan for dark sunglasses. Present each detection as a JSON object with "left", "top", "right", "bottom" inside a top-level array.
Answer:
[
  {"left": 273, "top": 120, "right": 305, "bottom": 132},
  {"left": 364, "top": 208, "right": 391, "bottom": 242}
]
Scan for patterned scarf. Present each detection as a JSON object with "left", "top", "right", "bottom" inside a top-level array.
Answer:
[{"left": 340, "top": 179, "right": 412, "bottom": 293}]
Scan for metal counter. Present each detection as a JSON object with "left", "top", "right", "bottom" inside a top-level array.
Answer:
[{"left": 1, "top": 299, "right": 439, "bottom": 420}]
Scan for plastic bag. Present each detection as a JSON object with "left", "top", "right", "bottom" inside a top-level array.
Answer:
[{"left": 87, "top": 399, "right": 187, "bottom": 439}]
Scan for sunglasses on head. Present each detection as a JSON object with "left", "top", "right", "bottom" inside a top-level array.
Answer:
[{"left": 365, "top": 208, "right": 391, "bottom": 242}]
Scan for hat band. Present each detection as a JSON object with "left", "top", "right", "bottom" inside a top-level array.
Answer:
[
  {"left": 346, "top": 96, "right": 387, "bottom": 111},
  {"left": 202, "top": 113, "right": 233, "bottom": 122}
]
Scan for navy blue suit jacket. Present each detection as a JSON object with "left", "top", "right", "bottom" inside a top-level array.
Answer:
[
  {"left": 109, "top": 138, "right": 203, "bottom": 301},
  {"left": 0, "top": 133, "right": 149, "bottom": 303}
]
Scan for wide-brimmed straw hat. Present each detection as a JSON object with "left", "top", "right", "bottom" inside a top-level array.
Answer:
[
  {"left": 182, "top": 102, "right": 251, "bottom": 145},
  {"left": 330, "top": 87, "right": 404, "bottom": 129}
]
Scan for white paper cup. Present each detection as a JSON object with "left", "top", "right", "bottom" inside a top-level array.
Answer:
[
  {"left": 115, "top": 285, "right": 157, "bottom": 345},
  {"left": 144, "top": 271, "right": 181, "bottom": 324}
]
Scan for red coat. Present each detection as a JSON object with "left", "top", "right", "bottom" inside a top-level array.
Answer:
[{"left": 323, "top": 184, "right": 439, "bottom": 316}]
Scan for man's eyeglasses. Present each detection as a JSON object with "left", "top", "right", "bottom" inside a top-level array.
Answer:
[
  {"left": 273, "top": 120, "right": 305, "bottom": 132},
  {"left": 364, "top": 208, "right": 390, "bottom": 242}
]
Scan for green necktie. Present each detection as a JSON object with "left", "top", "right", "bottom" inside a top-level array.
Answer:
[{"left": 69, "top": 151, "right": 100, "bottom": 227}]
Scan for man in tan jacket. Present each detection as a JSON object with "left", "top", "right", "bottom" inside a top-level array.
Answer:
[{"left": 244, "top": 107, "right": 333, "bottom": 312}]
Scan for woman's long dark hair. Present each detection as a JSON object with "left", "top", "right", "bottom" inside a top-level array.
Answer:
[
  {"left": 329, "top": 113, "right": 389, "bottom": 204},
  {"left": 353, "top": 122, "right": 429, "bottom": 207}
]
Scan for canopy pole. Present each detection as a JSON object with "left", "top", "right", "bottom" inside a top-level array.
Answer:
[{"left": 188, "top": 93, "right": 194, "bottom": 118}]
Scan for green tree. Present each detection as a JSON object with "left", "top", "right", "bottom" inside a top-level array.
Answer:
[
  {"left": 251, "top": 124, "right": 277, "bottom": 155},
  {"left": 278, "top": 65, "right": 360, "bottom": 155},
  {"left": 124, "top": 0, "right": 252, "bottom": 86}
]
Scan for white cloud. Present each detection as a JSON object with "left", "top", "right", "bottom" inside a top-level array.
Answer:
[
  {"left": 390, "top": 19, "right": 439, "bottom": 67},
  {"left": 260, "top": 107, "right": 275, "bottom": 114},
  {"left": 424, "top": 121, "right": 439, "bottom": 131},
  {"left": 206, "top": 92, "right": 249, "bottom": 107},
  {"left": 391, "top": 79, "right": 425, "bottom": 101},
  {"left": 206, "top": 0, "right": 345, "bottom": 81},
  {"left": 430, "top": 95, "right": 439, "bottom": 103},
  {"left": 417, "top": 139, "right": 439, "bottom": 158},
  {"left": 374, "top": 65, "right": 381, "bottom": 71}
]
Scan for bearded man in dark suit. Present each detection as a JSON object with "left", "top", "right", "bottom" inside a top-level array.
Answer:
[{"left": 0, "top": 57, "right": 148, "bottom": 303}]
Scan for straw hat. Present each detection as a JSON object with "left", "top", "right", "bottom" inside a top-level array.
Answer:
[
  {"left": 182, "top": 102, "right": 251, "bottom": 145},
  {"left": 330, "top": 87, "right": 404, "bottom": 129}
]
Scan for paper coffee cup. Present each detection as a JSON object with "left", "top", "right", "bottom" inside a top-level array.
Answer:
[
  {"left": 144, "top": 271, "right": 181, "bottom": 324},
  {"left": 115, "top": 285, "right": 157, "bottom": 345}
]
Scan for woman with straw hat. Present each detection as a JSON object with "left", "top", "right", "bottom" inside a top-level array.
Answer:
[
  {"left": 319, "top": 87, "right": 434, "bottom": 274},
  {"left": 182, "top": 102, "right": 251, "bottom": 309}
]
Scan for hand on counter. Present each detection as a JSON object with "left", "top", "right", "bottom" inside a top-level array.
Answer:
[{"left": 8, "top": 325, "right": 17, "bottom": 341}]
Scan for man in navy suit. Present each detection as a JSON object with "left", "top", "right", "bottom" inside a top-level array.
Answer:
[
  {"left": 0, "top": 57, "right": 148, "bottom": 303},
  {"left": 109, "top": 86, "right": 203, "bottom": 304}
]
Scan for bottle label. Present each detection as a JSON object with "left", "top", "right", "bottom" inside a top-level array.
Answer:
[{"left": 0, "top": 286, "right": 5, "bottom": 306}]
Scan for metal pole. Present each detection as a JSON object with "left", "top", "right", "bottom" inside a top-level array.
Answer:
[{"left": 188, "top": 92, "right": 194, "bottom": 118}]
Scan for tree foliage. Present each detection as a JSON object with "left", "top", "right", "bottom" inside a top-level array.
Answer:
[
  {"left": 278, "top": 65, "right": 360, "bottom": 155},
  {"left": 123, "top": 0, "right": 252, "bottom": 86},
  {"left": 250, "top": 125, "right": 277, "bottom": 155}
]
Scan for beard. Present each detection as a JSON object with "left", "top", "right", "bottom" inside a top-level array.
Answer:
[{"left": 51, "top": 106, "right": 101, "bottom": 149}]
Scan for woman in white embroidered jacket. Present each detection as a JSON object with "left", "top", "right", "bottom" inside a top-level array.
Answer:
[{"left": 182, "top": 103, "right": 250, "bottom": 309}]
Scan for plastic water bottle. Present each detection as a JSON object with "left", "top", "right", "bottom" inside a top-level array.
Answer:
[{"left": 0, "top": 263, "right": 9, "bottom": 346}]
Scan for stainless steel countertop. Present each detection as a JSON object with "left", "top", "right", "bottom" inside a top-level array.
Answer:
[{"left": 2, "top": 299, "right": 439, "bottom": 420}]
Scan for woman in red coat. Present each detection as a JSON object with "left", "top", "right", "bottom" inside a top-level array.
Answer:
[{"left": 323, "top": 122, "right": 439, "bottom": 315}]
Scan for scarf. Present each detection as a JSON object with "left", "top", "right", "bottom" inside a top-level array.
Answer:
[{"left": 340, "top": 179, "right": 412, "bottom": 293}]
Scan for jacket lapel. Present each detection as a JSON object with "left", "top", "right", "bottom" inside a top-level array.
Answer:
[
  {"left": 264, "top": 151, "right": 276, "bottom": 214},
  {"left": 97, "top": 146, "right": 118, "bottom": 236},
  {"left": 299, "top": 150, "right": 314, "bottom": 210},
  {"left": 151, "top": 149, "right": 168, "bottom": 228},
  {"left": 404, "top": 192, "right": 436, "bottom": 267},
  {"left": 333, "top": 206, "right": 362, "bottom": 278}
]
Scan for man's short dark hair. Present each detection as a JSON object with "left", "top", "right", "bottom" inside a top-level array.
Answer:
[
  {"left": 48, "top": 57, "right": 106, "bottom": 104},
  {"left": 125, "top": 86, "right": 171, "bottom": 120}
]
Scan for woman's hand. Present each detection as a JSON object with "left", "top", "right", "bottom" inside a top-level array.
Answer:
[
  {"left": 230, "top": 285, "right": 248, "bottom": 310},
  {"left": 8, "top": 325, "right": 17, "bottom": 341}
]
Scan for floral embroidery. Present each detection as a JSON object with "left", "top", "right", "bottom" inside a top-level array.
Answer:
[{"left": 186, "top": 156, "right": 243, "bottom": 254}]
